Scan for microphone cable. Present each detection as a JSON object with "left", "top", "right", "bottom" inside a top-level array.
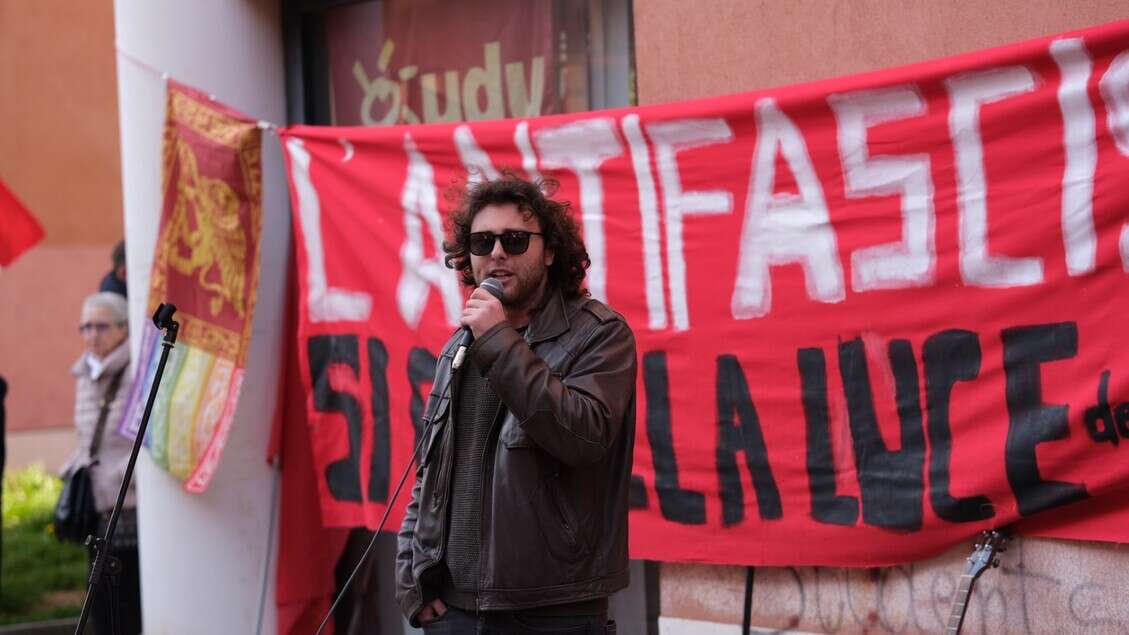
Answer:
[
  {"left": 314, "top": 277, "right": 502, "bottom": 633},
  {"left": 313, "top": 426, "right": 432, "bottom": 635}
]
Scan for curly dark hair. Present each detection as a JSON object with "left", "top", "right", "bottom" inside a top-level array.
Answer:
[{"left": 444, "top": 170, "right": 590, "bottom": 300}]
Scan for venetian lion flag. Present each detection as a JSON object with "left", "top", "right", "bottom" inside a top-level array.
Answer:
[{"left": 120, "top": 81, "right": 264, "bottom": 493}]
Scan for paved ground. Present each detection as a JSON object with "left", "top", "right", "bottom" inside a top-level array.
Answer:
[
  {"left": 0, "top": 618, "right": 79, "bottom": 635},
  {"left": 4, "top": 426, "right": 73, "bottom": 473}
]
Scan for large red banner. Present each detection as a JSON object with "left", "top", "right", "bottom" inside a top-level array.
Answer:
[{"left": 280, "top": 20, "right": 1129, "bottom": 566}]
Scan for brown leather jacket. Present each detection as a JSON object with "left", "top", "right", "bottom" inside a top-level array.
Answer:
[{"left": 395, "top": 290, "right": 637, "bottom": 625}]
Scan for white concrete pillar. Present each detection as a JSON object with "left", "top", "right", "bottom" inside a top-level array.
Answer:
[{"left": 114, "top": 1, "right": 289, "bottom": 632}]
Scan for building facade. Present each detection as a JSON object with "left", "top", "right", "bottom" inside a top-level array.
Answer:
[
  {"left": 0, "top": 0, "right": 123, "bottom": 470},
  {"left": 8, "top": 1, "right": 1122, "bottom": 632}
]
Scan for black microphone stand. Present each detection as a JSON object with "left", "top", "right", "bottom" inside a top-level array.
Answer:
[{"left": 74, "top": 303, "right": 179, "bottom": 635}]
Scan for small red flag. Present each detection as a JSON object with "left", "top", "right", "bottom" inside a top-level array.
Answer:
[{"left": 0, "top": 176, "right": 45, "bottom": 267}]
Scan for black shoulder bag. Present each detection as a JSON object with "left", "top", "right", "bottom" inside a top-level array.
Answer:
[{"left": 54, "top": 367, "right": 126, "bottom": 544}]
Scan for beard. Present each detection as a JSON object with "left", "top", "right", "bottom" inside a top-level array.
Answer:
[
  {"left": 505, "top": 271, "right": 547, "bottom": 310},
  {"left": 479, "top": 262, "right": 549, "bottom": 312}
]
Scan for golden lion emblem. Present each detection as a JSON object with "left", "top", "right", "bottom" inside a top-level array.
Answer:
[{"left": 166, "top": 139, "right": 247, "bottom": 318}]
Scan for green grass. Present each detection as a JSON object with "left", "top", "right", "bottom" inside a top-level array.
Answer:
[{"left": 0, "top": 465, "right": 88, "bottom": 625}]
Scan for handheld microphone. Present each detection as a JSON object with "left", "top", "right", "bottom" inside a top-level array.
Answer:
[{"left": 452, "top": 277, "right": 504, "bottom": 370}]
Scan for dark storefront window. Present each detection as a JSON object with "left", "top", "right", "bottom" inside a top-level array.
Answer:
[{"left": 285, "top": 0, "right": 634, "bottom": 126}]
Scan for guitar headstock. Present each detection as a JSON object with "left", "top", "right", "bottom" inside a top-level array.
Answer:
[{"left": 965, "top": 529, "right": 1010, "bottom": 579}]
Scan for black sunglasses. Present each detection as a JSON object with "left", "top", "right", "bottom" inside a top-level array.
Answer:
[{"left": 468, "top": 230, "right": 544, "bottom": 256}]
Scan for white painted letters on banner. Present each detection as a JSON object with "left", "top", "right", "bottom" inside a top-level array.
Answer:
[
  {"left": 947, "top": 66, "right": 1044, "bottom": 287},
  {"left": 646, "top": 118, "right": 734, "bottom": 331},
  {"left": 398, "top": 134, "right": 462, "bottom": 328},
  {"left": 1050, "top": 38, "right": 1098, "bottom": 276},
  {"left": 622, "top": 114, "right": 667, "bottom": 330},
  {"left": 829, "top": 86, "right": 936, "bottom": 291},
  {"left": 286, "top": 137, "right": 374, "bottom": 323},
  {"left": 1098, "top": 49, "right": 1129, "bottom": 271},
  {"left": 534, "top": 118, "right": 624, "bottom": 301},
  {"left": 732, "top": 98, "right": 845, "bottom": 320}
]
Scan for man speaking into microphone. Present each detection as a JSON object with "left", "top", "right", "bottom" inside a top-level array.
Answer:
[{"left": 396, "top": 171, "right": 637, "bottom": 633}]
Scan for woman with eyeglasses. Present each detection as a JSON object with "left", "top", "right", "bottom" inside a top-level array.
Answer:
[{"left": 62, "top": 291, "right": 142, "bottom": 634}]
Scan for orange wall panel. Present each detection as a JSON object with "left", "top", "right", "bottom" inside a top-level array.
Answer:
[
  {"left": 0, "top": 247, "right": 106, "bottom": 430},
  {"left": 0, "top": 0, "right": 122, "bottom": 244},
  {"left": 635, "top": 0, "right": 1127, "bottom": 105},
  {"left": 0, "top": 0, "right": 121, "bottom": 433}
]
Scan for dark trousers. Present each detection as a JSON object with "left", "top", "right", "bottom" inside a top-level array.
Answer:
[
  {"left": 90, "top": 546, "right": 142, "bottom": 635},
  {"left": 422, "top": 606, "right": 608, "bottom": 634}
]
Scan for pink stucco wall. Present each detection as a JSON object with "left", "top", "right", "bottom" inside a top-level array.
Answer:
[{"left": 635, "top": 0, "right": 1126, "bottom": 105}]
